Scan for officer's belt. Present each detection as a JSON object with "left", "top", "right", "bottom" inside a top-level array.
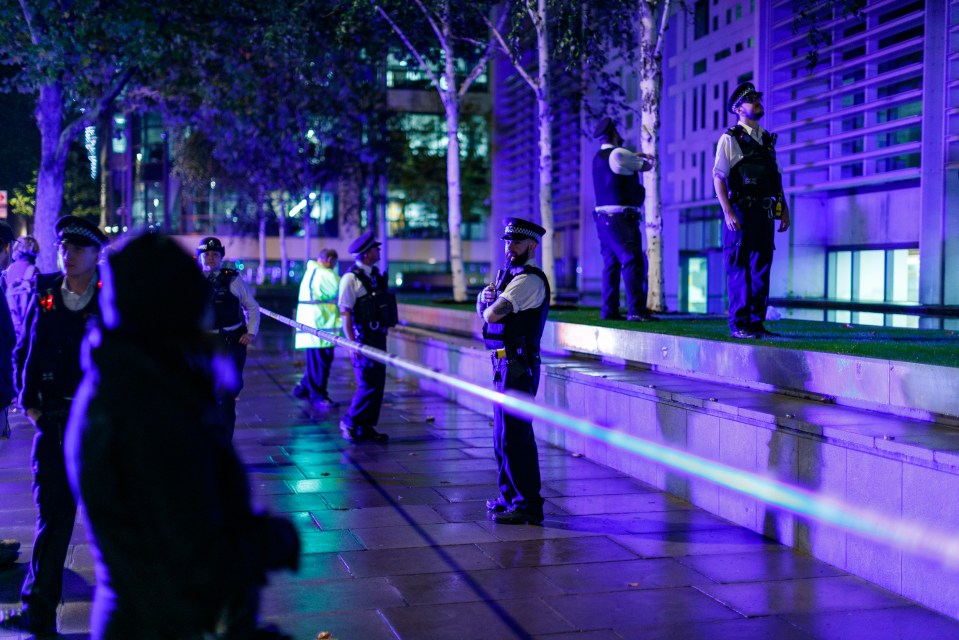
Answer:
[
  {"left": 736, "top": 195, "right": 778, "bottom": 210},
  {"left": 208, "top": 322, "right": 244, "bottom": 333},
  {"left": 594, "top": 205, "right": 643, "bottom": 215}
]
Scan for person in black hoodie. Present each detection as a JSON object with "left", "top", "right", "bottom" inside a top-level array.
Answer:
[{"left": 63, "top": 233, "right": 299, "bottom": 640}]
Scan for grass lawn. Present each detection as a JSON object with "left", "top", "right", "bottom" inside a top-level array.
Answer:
[{"left": 400, "top": 298, "right": 959, "bottom": 369}]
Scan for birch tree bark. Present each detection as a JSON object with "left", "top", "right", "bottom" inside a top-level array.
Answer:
[
  {"left": 487, "top": 0, "right": 556, "bottom": 302},
  {"left": 638, "top": 0, "right": 672, "bottom": 312},
  {"left": 375, "top": 0, "right": 501, "bottom": 301}
]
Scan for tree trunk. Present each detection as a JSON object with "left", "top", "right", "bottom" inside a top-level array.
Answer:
[
  {"left": 279, "top": 194, "right": 289, "bottom": 286},
  {"left": 446, "top": 100, "right": 467, "bottom": 301},
  {"left": 257, "top": 197, "right": 268, "bottom": 285},
  {"left": 98, "top": 109, "right": 113, "bottom": 231},
  {"left": 34, "top": 82, "right": 68, "bottom": 272},
  {"left": 640, "top": 2, "right": 667, "bottom": 312},
  {"left": 303, "top": 189, "right": 312, "bottom": 266},
  {"left": 534, "top": 0, "right": 556, "bottom": 303}
]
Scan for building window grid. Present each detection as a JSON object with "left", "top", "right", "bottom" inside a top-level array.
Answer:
[{"left": 768, "top": 1, "right": 925, "bottom": 188}]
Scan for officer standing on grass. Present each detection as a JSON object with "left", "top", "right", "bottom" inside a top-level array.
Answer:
[
  {"left": 196, "top": 236, "right": 259, "bottom": 438},
  {"left": 1, "top": 216, "right": 108, "bottom": 636},
  {"left": 713, "top": 81, "right": 791, "bottom": 339},
  {"left": 477, "top": 217, "right": 550, "bottom": 525},
  {"left": 338, "top": 231, "right": 397, "bottom": 443}
]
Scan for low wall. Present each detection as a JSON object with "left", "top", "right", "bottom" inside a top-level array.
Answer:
[
  {"left": 398, "top": 303, "right": 959, "bottom": 422},
  {"left": 389, "top": 324, "right": 959, "bottom": 620}
]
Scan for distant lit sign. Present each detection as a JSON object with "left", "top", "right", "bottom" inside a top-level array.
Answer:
[{"left": 0, "top": 190, "right": 7, "bottom": 219}]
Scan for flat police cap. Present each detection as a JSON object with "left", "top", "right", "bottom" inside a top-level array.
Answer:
[
  {"left": 728, "top": 81, "right": 763, "bottom": 114},
  {"left": 55, "top": 215, "right": 109, "bottom": 248},
  {"left": 196, "top": 236, "right": 225, "bottom": 256},
  {"left": 592, "top": 116, "right": 615, "bottom": 140},
  {"left": 502, "top": 217, "right": 546, "bottom": 241},
  {"left": 348, "top": 231, "right": 381, "bottom": 255}
]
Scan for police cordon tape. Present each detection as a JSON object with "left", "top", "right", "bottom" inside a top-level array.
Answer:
[{"left": 262, "top": 307, "right": 959, "bottom": 566}]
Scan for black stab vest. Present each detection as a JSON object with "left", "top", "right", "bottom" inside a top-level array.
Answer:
[
  {"left": 726, "top": 125, "right": 782, "bottom": 202},
  {"left": 210, "top": 269, "right": 244, "bottom": 330},
  {"left": 32, "top": 273, "right": 100, "bottom": 412},
  {"left": 592, "top": 148, "right": 646, "bottom": 207},
  {"left": 483, "top": 265, "right": 550, "bottom": 355}
]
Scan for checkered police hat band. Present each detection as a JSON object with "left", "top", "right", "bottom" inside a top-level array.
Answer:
[
  {"left": 61, "top": 225, "right": 102, "bottom": 244},
  {"left": 505, "top": 224, "right": 539, "bottom": 240}
]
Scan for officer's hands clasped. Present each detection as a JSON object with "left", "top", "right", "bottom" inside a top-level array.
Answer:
[{"left": 482, "top": 285, "right": 498, "bottom": 305}]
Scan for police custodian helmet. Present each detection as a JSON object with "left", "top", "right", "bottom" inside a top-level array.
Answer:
[{"left": 196, "top": 236, "right": 226, "bottom": 257}]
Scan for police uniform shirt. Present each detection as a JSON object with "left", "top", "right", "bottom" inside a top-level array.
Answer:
[
  {"left": 211, "top": 270, "right": 260, "bottom": 335},
  {"left": 337, "top": 260, "right": 374, "bottom": 311},
  {"left": 499, "top": 262, "right": 546, "bottom": 313},
  {"left": 601, "top": 144, "right": 653, "bottom": 176},
  {"left": 712, "top": 121, "right": 780, "bottom": 181},
  {"left": 61, "top": 277, "right": 97, "bottom": 312}
]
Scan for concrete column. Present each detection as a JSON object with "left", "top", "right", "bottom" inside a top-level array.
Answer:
[{"left": 918, "top": 0, "right": 948, "bottom": 316}]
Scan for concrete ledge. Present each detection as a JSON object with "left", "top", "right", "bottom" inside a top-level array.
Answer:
[
  {"left": 388, "top": 325, "right": 959, "bottom": 620},
  {"left": 399, "top": 303, "right": 959, "bottom": 421}
]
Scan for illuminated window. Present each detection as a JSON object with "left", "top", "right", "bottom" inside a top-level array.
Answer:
[{"left": 827, "top": 247, "right": 920, "bottom": 327}]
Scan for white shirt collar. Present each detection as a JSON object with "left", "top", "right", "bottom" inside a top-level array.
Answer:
[
  {"left": 353, "top": 260, "right": 373, "bottom": 274},
  {"left": 601, "top": 143, "right": 615, "bottom": 150},
  {"left": 737, "top": 120, "right": 764, "bottom": 139}
]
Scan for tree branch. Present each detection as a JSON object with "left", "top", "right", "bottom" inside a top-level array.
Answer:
[
  {"left": 410, "top": 0, "right": 449, "bottom": 51},
  {"left": 652, "top": 0, "right": 672, "bottom": 60},
  {"left": 59, "top": 65, "right": 138, "bottom": 159},
  {"left": 482, "top": 7, "right": 537, "bottom": 93},
  {"left": 374, "top": 4, "right": 444, "bottom": 101},
  {"left": 459, "top": 8, "right": 509, "bottom": 98}
]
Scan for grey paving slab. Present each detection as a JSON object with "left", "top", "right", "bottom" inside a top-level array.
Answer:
[
  {"left": 543, "top": 587, "right": 743, "bottom": 629},
  {"left": 382, "top": 598, "right": 574, "bottom": 640},
  {"left": 536, "top": 558, "right": 711, "bottom": 593},
  {"left": 388, "top": 566, "right": 566, "bottom": 605},
  {"left": 695, "top": 575, "right": 913, "bottom": 617},
  {"left": 782, "top": 606, "right": 959, "bottom": 640},
  {"left": 617, "top": 616, "right": 815, "bottom": 640},
  {"left": 675, "top": 549, "right": 848, "bottom": 583},
  {"left": 340, "top": 544, "right": 501, "bottom": 578}
]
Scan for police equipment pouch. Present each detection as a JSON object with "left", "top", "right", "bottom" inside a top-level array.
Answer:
[{"left": 351, "top": 269, "right": 398, "bottom": 331}]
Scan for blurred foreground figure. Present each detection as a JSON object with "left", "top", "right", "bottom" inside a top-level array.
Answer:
[{"left": 65, "top": 234, "right": 299, "bottom": 640}]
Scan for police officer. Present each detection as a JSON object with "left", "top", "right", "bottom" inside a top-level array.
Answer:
[
  {"left": 196, "top": 237, "right": 259, "bottom": 437},
  {"left": 591, "top": 117, "right": 657, "bottom": 321},
  {"left": 477, "top": 218, "right": 550, "bottom": 525},
  {"left": 337, "top": 231, "right": 396, "bottom": 443},
  {"left": 712, "top": 82, "right": 791, "bottom": 339},
  {"left": 1, "top": 216, "right": 109, "bottom": 635}
]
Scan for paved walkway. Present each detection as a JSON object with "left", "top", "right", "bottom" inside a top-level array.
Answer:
[{"left": 2, "top": 347, "right": 959, "bottom": 639}]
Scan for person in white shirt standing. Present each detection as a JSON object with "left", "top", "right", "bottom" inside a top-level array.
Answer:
[
  {"left": 196, "top": 237, "right": 259, "bottom": 438},
  {"left": 591, "top": 117, "right": 657, "bottom": 322},
  {"left": 712, "top": 82, "right": 791, "bottom": 339},
  {"left": 337, "top": 232, "right": 397, "bottom": 443}
]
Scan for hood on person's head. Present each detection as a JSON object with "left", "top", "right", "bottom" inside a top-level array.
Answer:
[{"left": 103, "top": 233, "right": 210, "bottom": 338}]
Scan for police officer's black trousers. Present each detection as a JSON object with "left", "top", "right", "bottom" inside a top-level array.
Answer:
[
  {"left": 300, "top": 347, "right": 334, "bottom": 399},
  {"left": 593, "top": 210, "right": 649, "bottom": 318},
  {"left": 343, "top": 331, "right": 387, "bottom": 431},
  {"left": 723, "top": 208, "right": 775, "bottom": 332},
  {"left": 22, "top": 420, "right": 77, "bottom": 625},
  {"left": 492, "top": 357, "right": 544, "bottom": 512},
  {"left": 216, "top": 328, "right": 248, "bottom": 439}
]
